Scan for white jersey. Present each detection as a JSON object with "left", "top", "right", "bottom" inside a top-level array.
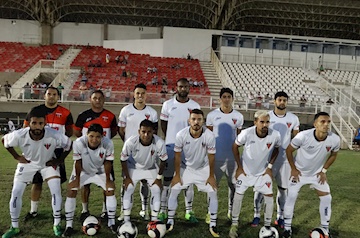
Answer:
[
  {"left": 235, "top": 126, "right": 281, "bottom": 176},
  {"left": 174, "top": 127, "right": 216, "bottom": 170},
  {"left": 121, "top": 134, "right": 168, "bottom": 170},
  {"left": 160, "top": 97, "right": 200, "bottom": 145},
  {"left": 73, "top": 135, "right": 114, "bottom": 175},
  {"left": 3, "top": 127, "right": 72, "bottom": 167},
  {"left": 118, "top": 104, "right": 158, "bottom": 141},
  {"left": 269, "top": 111, "right": 300, "bottom": 162},
  {"left": 290, "top": 128, "right": 340, "bottom": 176},
  {"left": 206, "top": 108, "right": 243, "bottom": 160}
]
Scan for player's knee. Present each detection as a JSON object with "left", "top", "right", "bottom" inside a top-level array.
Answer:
[
  {"left": 32, "top": 183, "right": 43, "bottom": 191},
  {"left": 105, "top": 190, "right": 115, "bottom": 196},
  {"left": 67, "top": 190, "right": 77, "bottom": 198},
  {"left": 151, "top": 184, "right": 161, "bottom": 194}
]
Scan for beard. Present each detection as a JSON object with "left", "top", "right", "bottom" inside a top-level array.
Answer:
[
  {"left": 276, "top": 105, "right": 286, "bottom": 110},
  {"left": 178, "top": 91, "right": 189, "bottom": 98},
  {"left": 30, "top": 129, "right": 44, "bottom": 136}
]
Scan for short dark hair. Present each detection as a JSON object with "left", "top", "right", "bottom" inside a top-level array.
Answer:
[
  {"left": 140, "top": 119, "right": 154, "bottom": 129},
  {"left": 274, "top": 91, "right": 289, "bottom": 100},
  {"left": 177, "top": 78, "right": 189, "bottom": 85},
  {"left": 134, "top": 83, "right": 146, "bottom": 91},
  {"left": 190, "top": 108, "right": 204, "bottom": 117},
  {"left": 91, "top": 90, "right": 104, "bottom": 98},
  {"left": 314, "top": 112, "right": 330, "bottom": 121},
  {"left": 88, "top": 123, "right": 103, "bottom": 135},
  {"left": 220, "top": 88, "right": 233, "bottom": 98},
  {"left": 28, "top": 107, "right": 46, "bottom": 119},
  {"left": 45, "top": 86, "right": 60, "bottom": 95}
]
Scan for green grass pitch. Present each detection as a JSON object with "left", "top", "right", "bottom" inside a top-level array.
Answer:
[{"left": 0, "top": 137, "right": 359, "bottom": 237}]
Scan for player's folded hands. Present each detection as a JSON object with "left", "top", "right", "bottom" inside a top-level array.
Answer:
[
  {"left": 152, "top": 179, "right": 163, "bottom": 189},
  {"left": 206, "top": 176, "right": 217, "bottom": 190},
  {"left": 171, "top": 175, "right": 182, "bottom": 187}
]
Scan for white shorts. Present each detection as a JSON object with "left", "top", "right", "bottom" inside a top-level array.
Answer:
[
  {"left": 129, "top": 168, "right": 158, "bottom": 187},
  {"left": 163, "top": 144, "right": 185, "bottom": 178},
  {"left": 14, "top": 163, "right": 60, "bottom": 183},
  {"left": 215, "top": 159, "right": 236, "bottom": 185},
  {"left": 171, "top": 166, "right": 215, "bottom": 193},
  {"left": 272, "top": 161, "right": 290, "bottom": 189},
  {"left": 288, "top": 174, "right": 330, "bottom": 193},
  {"left": 235, "top": 174, "right": 273, "bottom": 195},
  {"left": 69, "top": 169, "right": 113, "bottom": 190}
]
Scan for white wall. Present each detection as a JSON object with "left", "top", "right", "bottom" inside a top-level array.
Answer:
[
  {"left": 53, "top": 22, "right": 104, "bottom": 46},
  {"left": 107, "top": 25, "right": 161, "bottom": 40},
  {"left": 0, "top": 19, "right": 40, "bottom": 43},
  {"left": 104, "top": 39, "right": 164, "bottom": 56}
]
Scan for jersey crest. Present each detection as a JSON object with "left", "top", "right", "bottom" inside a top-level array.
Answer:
[
  {"left": 326, "top": 146, "right": 331, "bottom": 152},
  {"left": 266, "top": 143, "right": 272, "bottom": 149},
  {"left": 151, "top": 150, "right": 155, "bottom": 156},
  {"left": 44, "top": 143, "right": 51, "bottom": 149},
  {"left": 102, "top": 116, "right": 109, "bottom": 122},
  {"left": 145, "top": 114, "right": 150, "bottom": 120},
  {"left": 99, "top": 152, "right": 104, "bottom": 159},
  {"left": 55, "top": 112, "right": 62, "bottom": 118},
  {"left": 265, "top": 182, "right": 271, "bottom": 188},
  {"left": 232, "top": 118, "right": 237, "bottom": 124},
  {"left": 287, "top": 122, "right": 292, "bottom": 128}
]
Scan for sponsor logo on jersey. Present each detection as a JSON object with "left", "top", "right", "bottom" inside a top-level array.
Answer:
[
  {"left": 326, "top": 146, "right": 331, "bottom": 152},
  {"left": 214, "top": 117, "right": 222, "bottom": 121},
  {"left": 19, "top": 166, "right": 24, "bottom": 172},
  {"left": 24, "top": 143, "right": 30, "bottom": 147},
  {"left": 286, "top": 122, "right": 292, "bottom": 128},
  {"left": 265, "top": 182, "right": 271, "bottom": 188},
  {"left": 51, "top": 126, "right": 59, "bottom": 131},
  {"left": 151, "top": 150, "right": 155, "bottom": 156},
  {"left": 128, "top": 113, "right": 134, "bottom": 117},
  {"left": 202, "top": 142, "right": 206, "bottom": 147},
  {"left": 102, "top": 116, "right": 108, "bottom": 122},
  {"left": 86, "top": 117, "right": 92, "bottom": 122},
  {"left": 185, "top": 141, "right": 190, "bottom": 145},
  {"left": 232, "top": 118, "right": 237, "bottom": 124},
  {"left": 171, "top": 107, "right": 177, "bottom": 111},
  {"left": 44, "top": 143, "right": 51, "bottom": 149},
  {"left": 266, "top": 143, "right": 272, "bottom": 149},
  {"left": 55, "top": 113, "right": 62, "bottom": 118},
  {"left": 307, "top": 146, "right": 314, "bottom": 149},
  {"left": 99, "top": 152, "right": 104, "bottom": 159},
  {"left": 145, "top": 114, "right": 150, "bottom": 120},
  {"left": 249, "top": 140, "right": 255, "bottom": 144}
]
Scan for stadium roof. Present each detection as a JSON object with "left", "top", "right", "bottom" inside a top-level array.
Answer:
[{"left": 1, "top": 0, "right": 360, "bottom": 40}]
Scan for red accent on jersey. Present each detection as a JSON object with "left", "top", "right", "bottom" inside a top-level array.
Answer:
[
  {"left": 44, "top": 143, "right": 51, "bottom": 149},
  {"left": 265, "top": 182, "right": 271, "bottom": 188},
  {"left": 287, "top": 122, "right": 292, "bottom": 128},
  {"left": 99, "top": 152, "right": 104, "bottom": 158},
  {"left": 326, "top": 146, "right": 331, "bottom": 152},
  {"left": 267, "top": 143, "right": 272, "bottom": 149},
  {"left": 232, "top": 118, "right": 237, "bottom": 124},
  {"left": 145, "top": 114, "right": 150, "bottom": 120}
]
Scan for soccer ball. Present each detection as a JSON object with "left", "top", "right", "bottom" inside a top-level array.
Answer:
[
  {"left": 259, "top": 226, "right": 279, "bottom": 238},
  {"left": 146, "top": 221, "right": 167, "bottom": 238},
  {"left": 82, "top": 215, "right": 101, "bottom": 236},
  {"left": 117, "top": 221, "right": 138, "bottom": 238},
  {"left": 309, "top": 227, "right": 329, "bottom": 238}
]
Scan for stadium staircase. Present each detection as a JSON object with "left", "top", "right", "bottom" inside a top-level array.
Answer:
[
  {"left": 199, "top": 61, "right": 222, "bottom": 99},
  {"left": 10, "top": 47, "right": 82, "bottom": 100}
]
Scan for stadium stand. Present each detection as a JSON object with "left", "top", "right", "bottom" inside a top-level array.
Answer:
[
  {"left": 0, "top": 42, "right": 67, "bottom": 72},
  {"left": 223, "top": 62, "right": 328, "bottom": 104}
]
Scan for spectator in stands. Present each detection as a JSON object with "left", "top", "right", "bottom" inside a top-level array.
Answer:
[
  {"left": 188, "top": 78, "right": 194, "bottom": 87},
  {"left": 169, "top": 87, "right": 176, "bottom": 95},
  {"left": 123, "top": 54, "right": 129, "bottom": 64},
  {"left": 299, "top": 95, "right": 307, "bottom": 108},
  {"left": 193, "top": 80, "right": 199, "bottom": 87},
  {"left": 57, "top": 83, "right": 64, "bottom": 99},
  {"left": 152, "top": 76, "right": 158, "bottom": 85},
  {"left": 198, "top": 80, "right": 204, "bottom": 87},
  {"left": 187, "top": 53, "right": 193, "bottom": 60},
  {"left": 105, "top": 87, "right": 112, "bottom": 102},
  {"left": 115, "top": 55, "right": 120, "bottom": 64},
  {"left": 153, "top": 66, "right": 158, "bottom": 73},
  {"left": 255, "top": 92, "right": 263, "bottom": 109},
  {"left": 96, "top": 60, "right": 102, "bottom": 67},
  {"left": 126, "top": 70, "right": 132, "bottom": 78},
  {"left": 81, "top": 73, "right": 88, "bottom": 83},
  {"left": 88, "top": 60, "right": 94, "bottom": 67},
  {"left": 58, "top": 46, "right": 63, "bottom": 53},
  {"left": 122, "top": 69, "right": 127, "bottom": 78},
  {"left": 4, "top": 81, "right": 11, "bottom": 99},
  {"left": 162, "top": 76, "right": 168, "bottom": 86},
  {"left": 46, "top": 53, "right": 52, "bottom": 60},
  {"left": 106, "top": 53, "right": 110, "bottom": 64},
  {"left": 124, "top": 87, "right": 131, "bottom": 103},
  {"left": 248, "top": 92, "right": 254, "bottom": 108},
  {"left": 171, "top": 63, "right": 180, "bottom": 69},
  {"left": 89, "top": 84, "right": 95, "bottom": 95},
  {"left": 319, "top": 64, "right": 325, "bottom": 74},
  {"left": 147, "top": 67, "right": 153, "bottom": 73},
  {"left": 326, "top": 98, "right": 334, "bottom": 105},
  {"left": 79, "top": 82, "right": 88, "bottom": 101},
  {"left": 23, "top": 83, "right": 31, "bottom": 99},
  {"left": 263, "top": 93, "right": 270, "bottom": 109},
  {"left": 86, "top": 43, "right": 90, "bottom": 49}
]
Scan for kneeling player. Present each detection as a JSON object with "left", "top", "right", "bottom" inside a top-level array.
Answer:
[
  {"left": 167, "top": 109, "right": 220, "bottom": 237},
  {"left": 121, "top": 119, "right": 167, "bottom": 222},
  {"left": 63, "top": 124, "right": 117, "bottom": 237},
  {"left": 230, "top": 110, "right": 281, "bottom": 238},
  {"left": 2, "top": 107, "right": 72, "bottom": 238}
]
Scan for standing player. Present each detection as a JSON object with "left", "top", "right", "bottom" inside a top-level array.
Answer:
[
  {"left": 206, "top": 88, "right": 243, "bottom": 221},
  {"left": 252, "top": 91, "right": 300, "bottom": 228},
  {"left": 63, "top": 124, "right": 117, "bottom": 237},
  {"left": 6, "top": 118, "right": 16, "bottom": 132},
  {"left": 282, "top": 112, "right": 340, "bottom": 238},
  {"left": 230, "top": 110, "right": 281, "bottom": 238},
  {"left": 2, "top": 107, "right": 72, "bottom": 238},
  {"left": 166, "top": 109, "right": 219, "bottom": 237},
  {"left": 159, "top": 78, "right": 200, "bottom": 222},
  {"left": 118, "top": 83, "right": 158, "bottom": 221},
  {"left": 73, "top": 89, "right": 118, "bottom": 219},
  {"left": 121, "top": 119, "right": 167, "bottom": 222},
  {"left": 23, "top": 86, "right": 74, "bottom": 220}
]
